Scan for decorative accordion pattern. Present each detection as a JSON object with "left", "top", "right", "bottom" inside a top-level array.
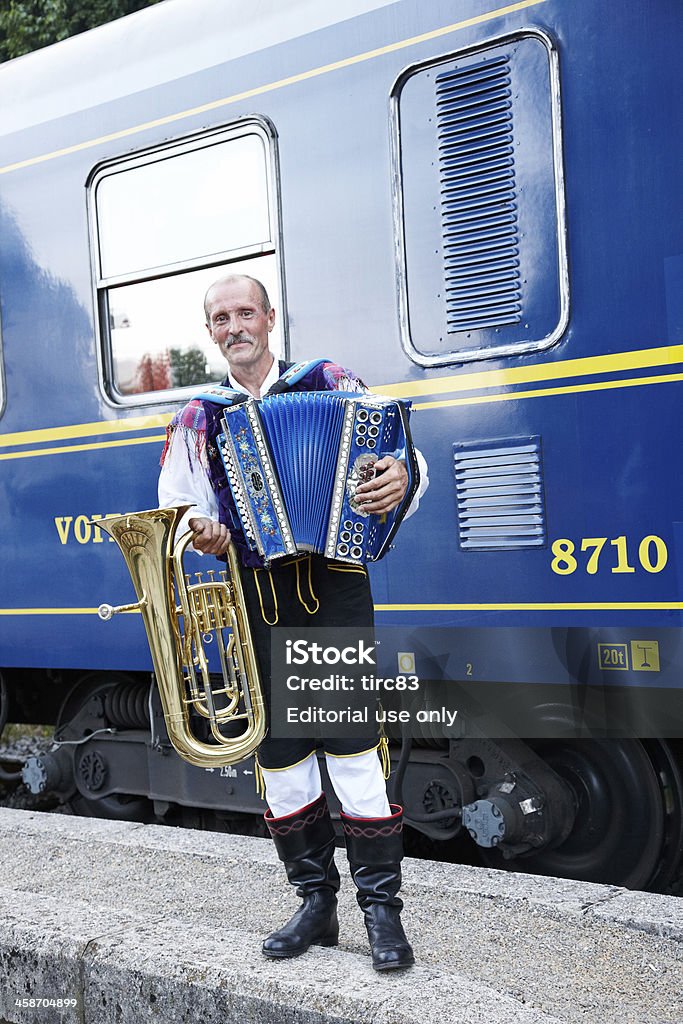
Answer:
[{"left": 217, "top": 391, "right": 418, "bottom": 565}]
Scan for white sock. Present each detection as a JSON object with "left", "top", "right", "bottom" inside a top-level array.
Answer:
[
  {"left": 325, "top": 748, "right": 390, "bottom": 817},
  {"left": 261, "top": 752, "right": 323, "bottom": 817}
]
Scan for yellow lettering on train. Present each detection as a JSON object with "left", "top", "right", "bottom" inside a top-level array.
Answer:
[
  {"left": 90, "top": 514, "right": 105, "bottom": 543},
  {"left": 54, "top": 514, "right": 123, "bottom": 544},
  {"left": 74, "top": 515, "right": 91, "bottom": 544},
  {"left": 551, "top": 534, "right": 669, "bottom": 576},
  {"left": 54, "top": 516, "right": 73, "bottom": 545}
]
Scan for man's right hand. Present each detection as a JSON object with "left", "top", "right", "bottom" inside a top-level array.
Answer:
[{"left": 188, "top": 517, "right": 231, "bottom": 555}]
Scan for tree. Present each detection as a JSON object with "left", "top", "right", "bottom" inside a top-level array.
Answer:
[
  {"left": 169, "top": 347, "right": 214, "bottom": 389},
  {"left": 0, "top": 0, "right": 162, "bottom": 63},
  {"left": 131, "top": 350, "right": 172, "bottom": 394}
]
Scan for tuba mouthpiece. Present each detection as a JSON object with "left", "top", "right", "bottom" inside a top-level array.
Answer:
[{"left": 97, "top": 599, "right": 145, "bottom": 620}]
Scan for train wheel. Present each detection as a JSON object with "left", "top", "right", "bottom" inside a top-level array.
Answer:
[
  {"left": 65, "top": 791, "right": 154, "bottom": 822},
  {"left": 640, "top": 739, "right": 683, "bottom": 893},
  {"left": 523, "top": 737, "right": 664, "bottom": 889},
  {"left": 56, "top": 672, "right": 155, "bottom": 824},
  {"left": 55, "top": 672, "right": 133, "bottom": 735},
  {"left": 483, "top": 733, "right": 681, "bottom": 891}
]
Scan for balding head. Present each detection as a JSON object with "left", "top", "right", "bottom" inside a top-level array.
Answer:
[{"left": 204, "top": 274, "right": 271, "bottom": 322}]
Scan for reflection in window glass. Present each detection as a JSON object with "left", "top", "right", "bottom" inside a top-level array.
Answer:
[
  {"left": 90, "top": 123, "right": 280, "bottom": 403},
  {"left": 97, "top": 134, "right": 270, "bottom": 279},
  {"left": 109, "top": 256, "right": 282, "bottom": 396}
]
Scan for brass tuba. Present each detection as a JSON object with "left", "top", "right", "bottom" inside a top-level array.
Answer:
[{"left": 96, "top": 507, "right": 266, "bottom": 767}]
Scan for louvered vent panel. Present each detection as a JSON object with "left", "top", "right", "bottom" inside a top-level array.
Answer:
[
  {"left": 436, "top": 56, "right": 522, "bottom": 333},
  {"left": 453, "top": 437, "right": 546, "bottom": 550}
]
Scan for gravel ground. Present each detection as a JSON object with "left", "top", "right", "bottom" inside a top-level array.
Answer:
[
  {"left": 0, "top": 726, "right": 62, "bottom": 812},
  {"left": 0, "top": 724, "right": 55, "bottom": 762}
]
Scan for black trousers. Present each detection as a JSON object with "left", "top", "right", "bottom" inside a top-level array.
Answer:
[{"left": 239, "top": 554, "right": 378, "bottom": 769}]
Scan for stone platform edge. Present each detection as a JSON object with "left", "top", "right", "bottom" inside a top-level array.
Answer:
[{"left": 0, "top": 807, "right": 680, "bottom": 1024}]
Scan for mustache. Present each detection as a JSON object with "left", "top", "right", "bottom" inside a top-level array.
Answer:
[{"left": 227, "top": 334, "right": 253, "bottom": 347}]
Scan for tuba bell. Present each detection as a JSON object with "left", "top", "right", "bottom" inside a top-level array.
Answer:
[{"left": 96, "top": 507, "right": 266, "bottom": 767}]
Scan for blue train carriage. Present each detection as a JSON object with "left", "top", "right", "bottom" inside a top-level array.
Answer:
[{"left": 0, "top": 0, "right": 681, "bottom": 891}]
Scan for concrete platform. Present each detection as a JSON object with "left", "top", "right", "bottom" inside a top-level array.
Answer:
[{"left": 0, "top": 807, "right": 680, "bottom": 1024}]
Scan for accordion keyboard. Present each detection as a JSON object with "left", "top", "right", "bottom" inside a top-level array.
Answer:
[{"left": 217, "top": 391, "right": 418, "bottom": 566}]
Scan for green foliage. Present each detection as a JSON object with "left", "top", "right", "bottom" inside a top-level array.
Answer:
[
  {"left": 169, "top": 347, "right": 214, "bottom": 389},
  {"left": 0, "top": 0, "right": 163, "bottom": 63}
]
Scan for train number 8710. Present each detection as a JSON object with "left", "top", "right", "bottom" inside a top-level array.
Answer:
[{"left": 550, "top": 535, "right": 668, "bottom": 576}]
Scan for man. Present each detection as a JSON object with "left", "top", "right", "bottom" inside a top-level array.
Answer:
[{"left": 159, "top": 274, "right": 428, "bottom": 971}]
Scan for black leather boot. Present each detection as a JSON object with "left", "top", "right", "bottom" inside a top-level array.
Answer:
[
  {"left": 263, "top": 792, "right": 340, "bottom": 959},
  {"left": 341, "top": 804, "right": 415, "bottom": 971}
]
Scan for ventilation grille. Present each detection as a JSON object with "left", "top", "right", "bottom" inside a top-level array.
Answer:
[
  {"left": 436, "top": 55, "right": 522, "bottom": 333},
  {"left": 453, "top": 437, "right": 545, "bottom": 550}
]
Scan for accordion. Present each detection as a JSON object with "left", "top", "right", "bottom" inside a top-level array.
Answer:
[{"left": 217, "top": 391, "right": 419, "bottom": 566}]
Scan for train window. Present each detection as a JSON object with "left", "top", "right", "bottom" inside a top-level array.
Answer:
[
  {"left": 89, "top": 123, "right": 282, "bottom": 404},
  {"left": 391, "top": 30, "right": 568, "bottom": 367}
]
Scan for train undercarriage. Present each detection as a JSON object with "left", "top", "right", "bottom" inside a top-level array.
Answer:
[{"left": 4, "top": 668, "right": 682, "bottom": 895}]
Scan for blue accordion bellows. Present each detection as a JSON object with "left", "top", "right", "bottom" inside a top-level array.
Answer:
[{"left": 217, "top": 391, "right": 419, "bottom": 565}]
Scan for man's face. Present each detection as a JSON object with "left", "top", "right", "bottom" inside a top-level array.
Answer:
[{"left": 205, "top": 278, "right": 275, "bottom": 376}]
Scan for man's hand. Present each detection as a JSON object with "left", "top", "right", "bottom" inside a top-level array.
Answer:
[
  {"left": 188, "top": 517, "right": 231, "bottom": 555},
  {"left": 354, "top": 456, "right": 409, "bottom": 515}
]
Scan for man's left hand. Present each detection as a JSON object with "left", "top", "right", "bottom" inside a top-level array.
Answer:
[{"left": 354, "top": 455, "right": 408, "bottom": 514}]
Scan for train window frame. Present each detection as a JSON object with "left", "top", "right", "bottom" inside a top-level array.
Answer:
[
  {"left": 87, "top": 118, "right": 286, "bottom": 407},
  {"left": 389, "top": 28, "right": 569, "bottom": 368}
]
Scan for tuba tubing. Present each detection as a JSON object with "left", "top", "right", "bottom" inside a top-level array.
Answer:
[{"left": 95, "top": 507, "right": 266, "bottom": 768}]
